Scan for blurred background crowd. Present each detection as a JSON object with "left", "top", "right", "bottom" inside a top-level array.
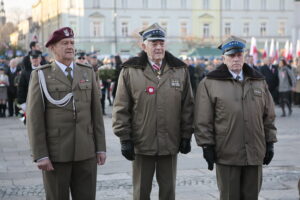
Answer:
[{"left": 0, "top": 40, "right": 300, "bottom": 119}]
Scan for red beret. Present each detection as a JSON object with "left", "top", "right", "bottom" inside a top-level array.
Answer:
[{"left": 45, "top": 27, "right": 74, "bottom": 47}]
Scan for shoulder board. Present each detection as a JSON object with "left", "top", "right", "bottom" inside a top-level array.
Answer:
[
  {"left": 76, "top": 62, "right": 92, "bottom": 68},
  {"left": 36, "top": 64, "right": 51, "bottom": 70}
]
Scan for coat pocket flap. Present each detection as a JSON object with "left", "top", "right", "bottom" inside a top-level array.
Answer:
[{"left": 79, "top": 82, "right": 92, "bottom": 90}]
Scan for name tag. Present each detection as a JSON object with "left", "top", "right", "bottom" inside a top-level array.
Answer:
[
  {"left": 170, "top": 79, "right": 181, "bottom": 88},
  {"left": 253, "top": 88, "right": 262, "bottom": 97}
]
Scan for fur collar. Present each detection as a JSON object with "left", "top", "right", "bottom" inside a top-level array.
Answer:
[
  {"left": 206, "top": 63, "right": 264, "bottom": 80},
  {"left": 122, "top": 51, "right": 186, "bottom": 69}
]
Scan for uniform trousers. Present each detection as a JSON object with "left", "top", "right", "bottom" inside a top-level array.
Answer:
[
  {"left": 42, "top": 157, "right": 97, "bottom": 200},
  {"left": 216, "top": 164, "right": 262, "bottom": 200},
  {"left": 132, "top": 154, "right": 177, "bottom": 200}
]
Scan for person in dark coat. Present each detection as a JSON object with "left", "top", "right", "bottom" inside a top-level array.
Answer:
[
  {"left": 22, "top": 41, "right": 47, "bottom": 71},
  {"left": 246, "top": 55, "right": 259, "bottom": 71},
  {"left": 7, "top": 58, "right": 21, "bottom": 116},
  {"left": 112, "top": 55, "right": 122, "bottom": 100},
  {"left": 259, "top": 57, "right": 279, "bottom": 104},
  {"left": 17, "top": 51, "right": 42, "bottom": 107}
]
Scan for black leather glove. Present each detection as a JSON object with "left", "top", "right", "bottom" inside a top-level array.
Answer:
[
  {"left": 263, "top": 142, "right": 274, "bottom": 165},
  {"left": 179, "top": 138, "right": 191, "bottom": 154},
  {"left": 202, "top": 145, "right": 215, "bottom": 171},
  {"left": 121, "top": 140, "right": 135, "bottom": 161}
]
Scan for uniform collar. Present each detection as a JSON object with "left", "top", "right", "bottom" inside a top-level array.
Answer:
[
  {"left": 148, "top": 58, "right": 162, "bottom": 67},
  {"left": 55, "top": 60, "right": 74, "bottom": 72},
  {"left": 228, "top": 69, "right": 244, "bottom": 81}
]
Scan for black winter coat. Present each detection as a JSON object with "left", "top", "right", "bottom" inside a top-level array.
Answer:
[
  {"left": 17, "top": 63, "right": 33, "bottom": 104},
  {"left": 259, "top": 65, "right": 279, "bottom": 91}
]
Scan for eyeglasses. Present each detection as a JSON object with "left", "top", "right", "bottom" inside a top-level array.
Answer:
[{"left": 78, "top": 57, "right": 85, "bottom": 60}]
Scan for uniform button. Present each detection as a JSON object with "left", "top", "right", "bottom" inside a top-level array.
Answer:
[
  {"left": 86, "top": 86, "right": 88, "bottom": 88},
  {"left": 55, "top": 88, "right": 59, "bottom": 91}
]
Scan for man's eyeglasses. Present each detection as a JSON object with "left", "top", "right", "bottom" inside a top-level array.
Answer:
[{"left": 78, "top": 56, "right": 85, "bottom": 60}]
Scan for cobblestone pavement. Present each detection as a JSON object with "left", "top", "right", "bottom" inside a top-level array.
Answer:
[{"left": 0, "top": 105, "right": 300, "bottom": 200}]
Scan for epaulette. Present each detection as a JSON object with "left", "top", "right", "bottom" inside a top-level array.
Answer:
[
  {"left": 36, "top": 63, "right": 51, "bottom": 70},
  {"left": 76, "top": 62, "right": 92, "bottom": 68}
]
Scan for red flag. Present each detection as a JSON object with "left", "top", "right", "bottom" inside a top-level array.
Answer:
[
  {"left": 262, "top": 40, "right": 268, "bottom": 59},
  {"left": 250, "top": 37, "right": 258, "bottom": 64}
]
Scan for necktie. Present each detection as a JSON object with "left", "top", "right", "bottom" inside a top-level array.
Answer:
[
  {"left": 236, "top": 75, "right": 241, "bottom": 81},
  {"left": 65, "top": 67, "right": 73, "bottom": 83},
  {"left": 152, "top": 64, "right": 160, "bottom": 71}
]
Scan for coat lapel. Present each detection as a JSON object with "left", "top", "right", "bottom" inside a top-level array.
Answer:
[
  {"left": 143, "top": 63, "right": 159, "bottom": 84},
  {"left": 51, "top": 62, "right": 72, "bottom": 87},
  {"left": 157, "top": 64, "right": 171, "bottom": 88},
  {"left": 72, "top": 63, "right": 82, "bottom": 89}
]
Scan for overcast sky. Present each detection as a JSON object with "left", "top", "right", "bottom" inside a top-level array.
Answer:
[{"left": 4, "top": 0, "right": 37, "bottom": 23}]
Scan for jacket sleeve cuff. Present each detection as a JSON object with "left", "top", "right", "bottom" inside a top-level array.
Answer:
[{"left": 119, "top": 134, "right": 131, "bottom": 141}]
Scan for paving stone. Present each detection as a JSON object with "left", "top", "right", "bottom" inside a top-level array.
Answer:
[{"left": 0, "top": 107, "right": 300, "bottom": 199}]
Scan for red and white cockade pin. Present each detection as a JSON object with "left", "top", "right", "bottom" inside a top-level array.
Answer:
[
  {"left": 80, "top": 80, "right": 85, "bottom": 83},
  {"left": 146, "top": 86, "right": 155, "bottom": 95}
]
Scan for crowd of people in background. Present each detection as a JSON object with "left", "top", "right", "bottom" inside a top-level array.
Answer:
[
  {"left": 184, "top": 54, "right": 300, "bottom": 117},
  {"left": 0, "top": 40, "right": 300, "bottom": 118}
]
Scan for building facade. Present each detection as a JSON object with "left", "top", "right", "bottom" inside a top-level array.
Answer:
[
  {"left": 30, "top": 0, "right": 194, "bottom": 56},
  {"left": 10, "top": 0, "right": 298, "bottom": 56},
  {"left": 191, "top": 0, "right": 221, "bottom": 47},
  {"left": 221, "top": 0, "right": 295, "bottom": 49}
]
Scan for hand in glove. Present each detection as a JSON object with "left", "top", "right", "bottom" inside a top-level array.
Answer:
[
  {"left": 121, "top": 140, "right": 135, "bottom": 161},
  {"left": 179, "top": 138, "right": 191, "bottom": 154},
  {"left": 202, "top": 145, "right": 215, "bottom": 171},
  {"left": 263, "top": 142, "right": 274, "bottom": 165}
]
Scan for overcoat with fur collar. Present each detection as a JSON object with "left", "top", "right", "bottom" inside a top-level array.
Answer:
[
  {"left": 194, "top": 63, "right": 277, "bottom": 165},
  {"left": 112, "top": 51, "right": 194, "bottom": 155}
]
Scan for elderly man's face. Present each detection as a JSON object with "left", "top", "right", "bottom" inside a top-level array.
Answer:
[
  {"left": 30, "top": 57, "right": 42, "bottom": 67},
  {"left": 223, "top": 52, "right": 244, "bottom": 73},
  {"left": 142, "top": 40, "right": 165, "bottom": 64},
  {"left": 50, "top": 38, "right": 75, "bottom": 63}
]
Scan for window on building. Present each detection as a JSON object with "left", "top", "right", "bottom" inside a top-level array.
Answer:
[
  {"left": 260, "top": 22, "right": 267, "bottom": 36},
  {"left": 244, "top": 0, "right": 249, "bottom": 10},
  {"left": 181, "top": 0, "right": 187, "bottom": 9},
  {"left": 243, "top": 23, "right": 249, "bottom": 36},
  {"left": 160, "top": 21, "right": 168, "bottom": 33},
  {"left": 279, "top": 0, "right": 285, "bottom": 10},
  {"left": 143, "top": 0, "right": 148, "bottom": 9},
  {"left": 69, "top": 0, "right": 75, "bottom": 8},
  {"left": 93, "top": 0, "right": 100, "bottom": 8},
  {"left": 122, "top": 0, "right": 127, "bottom": 9},
  {"left": 203, "top": 0, "right": 209, "bottom": 9},
  {"left": 142, "top": 21, "right": 149, "bottom": 29},
  {"left": 278, "top": 21, "right": 285, "bottom": 36},
  {"left": 203, "top": 23, "right": 210, "bottom": 38},
  {"left": 225, "top": 0, "right": 231, "bottom": 10},
  {"left": 161, "top": 0, "right": 167, "bottom": 9},
  {"left": 121, "top": 22, "right": 128, "bottom": 37},
  {"left": 91, "top": 21, "right": 101, "bottom": 37},
  {"left": 261, "top": 0, "right": 266, "bottom": 10},
  {"left": 225, "top": 23, "right": 231, "bottom": 35},
  {"left": 180, "top": 22, "right": 187, "bottom": 37}
]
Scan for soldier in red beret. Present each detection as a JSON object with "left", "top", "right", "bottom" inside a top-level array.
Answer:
[{"left": 26, "top": 27, "right": 106, "bottom": 200}]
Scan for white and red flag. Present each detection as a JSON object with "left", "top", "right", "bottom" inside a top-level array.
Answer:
[
  {"left": 287, "top": 42, "right": 293, "bottom": 61},
  {"left": 296, "top": 40, "right": 300, "bottom": 57},
  {"left": 262, "top": 40, "right": 268, "bottom": 59},
  {"left": 284, "top": 40, "right": 289, "bottom": 59},
  {"left": 250, "top": 37, "right": 258, "bottom": 64},
  {"left": 275, "top": 41, "right": 279, "bottom": 62},
  {"left": 269, "top": 39, "right": 275, "bottom": 62}
]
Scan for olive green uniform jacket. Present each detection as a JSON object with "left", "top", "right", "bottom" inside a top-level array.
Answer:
[
  {"left": 194, "top": 64, "right": 277, "bottom": 166},
  {"left": 112, "top": 51, "right": 194, "bottom": 155},
  {"left": 26, "top": 62, "right": 106, "bottom": 162}
]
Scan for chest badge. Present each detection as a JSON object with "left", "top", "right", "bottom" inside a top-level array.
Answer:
[
  {"left": 171, "top": 79, "right": 181, "bottom": 88},
  {"left": 146, "top": 86, "right": 155, "bottom": 95}
]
